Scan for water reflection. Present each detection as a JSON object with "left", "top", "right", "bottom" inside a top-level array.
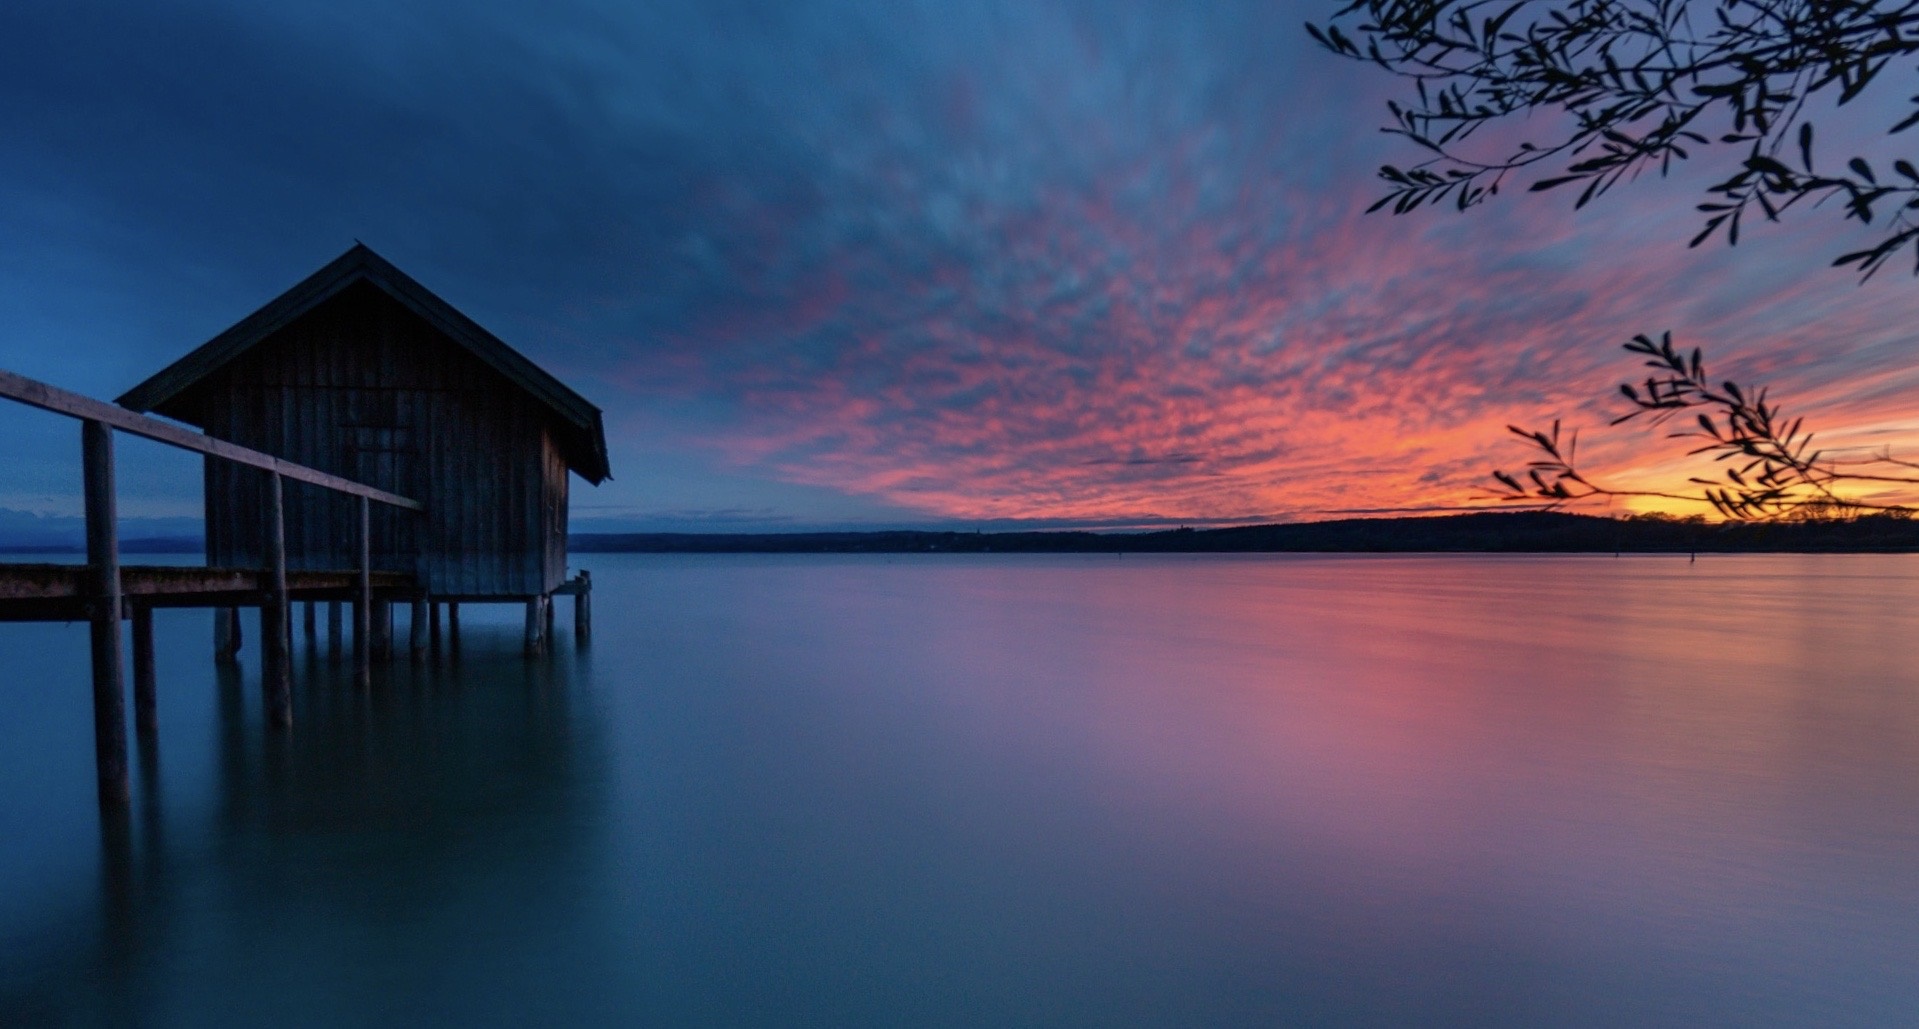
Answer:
[
  {"left": 5, "top": 555, "right": 1919, "bottom": 1024},
  {"left": 3, "top": 621, "right": 606, "bottom": 1023},
  {"left": 590, "top": 554, "right": 1919, "bottom": 1024}
]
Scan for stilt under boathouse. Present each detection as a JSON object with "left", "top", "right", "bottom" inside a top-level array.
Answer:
[
  {"left": 117, "top": 242, "right": 610, "bottom": 659},
  {"left": 0, "top": 243, "right": 609, "bottom": 808}
]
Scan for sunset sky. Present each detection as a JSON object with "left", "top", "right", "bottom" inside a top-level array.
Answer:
[{"left": 3, "top": 0, "right": 1919, "bottom": 533}]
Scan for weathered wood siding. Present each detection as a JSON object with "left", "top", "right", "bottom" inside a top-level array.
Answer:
[
  {"left": 184, "top": 282, "right": 568, "bottom": 597},
  {"left": 542, "top": 432, "right": 570, "bottom": 588}
]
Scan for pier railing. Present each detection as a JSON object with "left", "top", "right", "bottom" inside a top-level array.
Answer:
[{"left": 0, "top": 367, "right": 422, "bottom": 807}]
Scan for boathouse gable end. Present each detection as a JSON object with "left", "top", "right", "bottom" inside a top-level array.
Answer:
[{"left": 115, "top": 246, "right": 607, "bottom": 599}]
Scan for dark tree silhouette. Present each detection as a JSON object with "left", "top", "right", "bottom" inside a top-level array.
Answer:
[
  {"left": 1311, "top": 0, "right": 1919, "bottom": 277},
  {"left": 1490, "top": 333, "right": 1917, "bottom": 518},
  {"left": 1312, "top": 1, "right": 1919, "bottom": 518}
]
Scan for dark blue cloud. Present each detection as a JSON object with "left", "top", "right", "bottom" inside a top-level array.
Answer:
[{"left": 2, "top": 0, "right": 1916, "bottom": 528}]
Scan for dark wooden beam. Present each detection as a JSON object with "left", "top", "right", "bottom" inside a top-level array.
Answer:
[
  {"left": 0, "top": 368, "right": 422, "bottom": 511},
  {"left": 0, "top": 564, "right": 414, "bottom": 604}
]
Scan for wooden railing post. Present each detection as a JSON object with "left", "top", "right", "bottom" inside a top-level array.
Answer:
[
  {"left": 261, "top": 472, "right": 291, "bottom": 727},
  {"left": 0, "top": 367, "right": 444, "bottom": 814},
  {"left": 82, "top": 419, "right": 129, "bottom": 808},
  {"left": 356, "top": 495, "right": 371, "bottom": 686}
]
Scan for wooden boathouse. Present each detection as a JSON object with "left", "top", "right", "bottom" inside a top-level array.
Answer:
[
  {"left": 0, "top": 244, "right": 610, "bottom": 808},
  {"left": 120, "top": 243, "right": 610, "bottom": 605}
]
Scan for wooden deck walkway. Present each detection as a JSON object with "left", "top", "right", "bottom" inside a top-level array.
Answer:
[
  {"left": 3, "top": 364, "right": 594, "bottom": 812},
  {"left": 0, "top": 564, "right": 414, "bottom": 620},
  {"left": 1, "top": 367, "right": 429, "bottom": 809}
]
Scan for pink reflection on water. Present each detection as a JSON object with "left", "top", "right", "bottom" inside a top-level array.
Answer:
[{"left": 725, "top": 553, "right": 1919, "bottom": 1015}]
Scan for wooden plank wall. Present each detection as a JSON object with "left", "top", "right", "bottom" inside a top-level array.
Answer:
[
  {"left": 192, "top": 282, "right": 568, "bottom": 597},
  {"left": 542, "top": 428, "right": 570, "bottom": 592}
]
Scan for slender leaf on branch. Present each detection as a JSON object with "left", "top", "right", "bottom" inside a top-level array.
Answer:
[
  {"left": 1490, "top": 333, "right": 1919, "bottom": 519},
  {"left": 1313, "top": 1, "right": 1919, "bottom": 278}
]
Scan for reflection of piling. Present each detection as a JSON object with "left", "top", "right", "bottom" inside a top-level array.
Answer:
[
  {"left": 131, "top": 604, "right": 157, "bottom": 741},
  {"left": 410, "top": 598, "right": 428, "bottom": 661},
  {"left": 97, "top": 799, "right": 136, "bottom": 968}
]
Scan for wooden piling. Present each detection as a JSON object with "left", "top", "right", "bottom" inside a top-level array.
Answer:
[
  {"left": 303, "top": 600, "right": 316, "bottom": 645},
  {"left": 327, "top": 600, "right": 343, "bottom": 659},
  {"left": 428, "top": 600, "right": 442, "bottom": 657},
  {"left": 448, "top": 602, "right": 460, "bottom": 647},
  {"left": 523, "top": 596, "right": 546, "bottom": 656},
  {"left": 261, "top": 472, "right": 291, "bottom": 727},
  {"left": 214, "top": 606, "right": 242, "bottom": 662},
  {"left": 131, "top": 603, "right": 156, "bottom": 741},
  {"left": 544, "top": 592, "right": 556, "bottom": 641},
  {"left": 410, "top": 598, "right": 427, "bottom": 660},
  {"left": 371, "top": 600, "right": 392, "bottom": 660},
  {"left": 82, "top": 419, "right": 129, "bottom": 808},
  {"left": 574, "top": 570, "right": 591, "bottom": 643}
]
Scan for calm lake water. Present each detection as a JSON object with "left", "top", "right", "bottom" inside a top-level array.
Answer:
[{"left": 3, "top": 553, "right": 1919, "bottom": 1025}]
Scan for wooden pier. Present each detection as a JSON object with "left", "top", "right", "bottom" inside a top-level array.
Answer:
[
  {"left": 3, "top": 246, "right": 610, "bottom": 810},
  {"left": 0, "top": 366, "right": 593, "bottom": 809}
]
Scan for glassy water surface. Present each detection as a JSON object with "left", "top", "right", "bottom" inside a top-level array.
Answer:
[{"left": 3, "top": 553, "right": 1918, "bottom": 1025}]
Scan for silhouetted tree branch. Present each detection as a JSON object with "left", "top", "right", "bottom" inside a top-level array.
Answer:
[
  {"left": 1311, "top": 0, "right": 1919, "bottom": 277},
  {"left": 1493, "top": 331, "right": 1918, "bottom": 518}
]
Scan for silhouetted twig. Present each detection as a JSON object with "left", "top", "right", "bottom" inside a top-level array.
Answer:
[
  {"left": 1492, "top": 332, "right": 1918, "bottom": 519},
  {"left": 1312, "top": 0, "right": 1919, "bottom": 277}
]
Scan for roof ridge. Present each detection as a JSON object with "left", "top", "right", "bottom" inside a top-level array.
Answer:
[{"left": 115, "top": 245, "right": 610, "bottom": 483}]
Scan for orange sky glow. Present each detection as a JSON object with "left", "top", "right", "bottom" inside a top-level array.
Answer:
[{"left": 4, "top": 3, "right": 1918, "bottom": 532}]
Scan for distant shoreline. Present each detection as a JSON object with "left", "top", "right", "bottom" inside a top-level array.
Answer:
[
  {"left": 10, "top": 512, "right": 1919, "bottom": 557},
  {"left": 571, "top": 511, "right": 1919, "bottom": 554}
]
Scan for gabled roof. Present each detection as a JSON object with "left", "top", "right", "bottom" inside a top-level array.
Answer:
[{"left": 117, "top": 243, "right": 610, "bottom": 483}]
